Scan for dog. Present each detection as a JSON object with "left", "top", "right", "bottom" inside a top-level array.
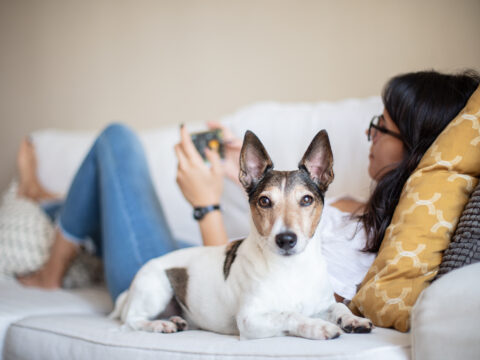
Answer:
[{"left": 110, "top": 129, "right": 373, "bottom": 340}]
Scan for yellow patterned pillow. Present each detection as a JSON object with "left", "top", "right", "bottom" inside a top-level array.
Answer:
[{"left": 349, "top": 85, "right": 480, "bottom": 332}]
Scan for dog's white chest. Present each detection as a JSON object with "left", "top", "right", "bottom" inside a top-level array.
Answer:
[
  {"left": 220, "top": 239, "right": 334, "bottom": 320},
  {"left": 244, "top": 262, "right": 332, "bottom": 316}
]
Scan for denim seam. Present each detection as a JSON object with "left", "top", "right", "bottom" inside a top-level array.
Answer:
[{"left": 101, "top": 133, "right": 144, "bottom": 268}]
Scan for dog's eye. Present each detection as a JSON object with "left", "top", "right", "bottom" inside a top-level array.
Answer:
[
  {"left": 300, "top": 195, "right": 314, "bottom": 207},
  {"left": 258, "top": 196, "right": 272, "bottom": 208}
]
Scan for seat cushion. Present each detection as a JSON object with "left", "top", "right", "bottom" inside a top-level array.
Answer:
[
  {"left": 4, "top": 314, "right": 410, "bottom": 360},
  {"left": 0, "top": 279, "right": 112, "bottom": 357}
]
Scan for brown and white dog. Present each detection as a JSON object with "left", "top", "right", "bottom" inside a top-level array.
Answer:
[{"left": 110, "top": 130, "right": 373, "bottom": 340}]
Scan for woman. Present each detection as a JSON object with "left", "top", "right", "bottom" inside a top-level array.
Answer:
[{"left": 18, "top": 70, "right": 480, "bottom": 303}]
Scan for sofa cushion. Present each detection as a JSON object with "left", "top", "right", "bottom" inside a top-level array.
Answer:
[
  {"left": 350, "top": 86, "right": 480, "bottom": 331},
  {"left": 411, "top": 262, "right": 480, "bottom": 360},
  {"left": 0, "top": 278, "right": 111, "bottom": 357},
  {"left": 4, "top": 314, "right": 410, "bottom": 360}
]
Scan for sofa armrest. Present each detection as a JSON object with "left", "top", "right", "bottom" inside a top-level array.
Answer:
[{"left": 411, "top": 262, "right": 480, "bottom": 360}]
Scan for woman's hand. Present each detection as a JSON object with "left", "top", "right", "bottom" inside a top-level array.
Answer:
[
  {"left": 174, "top": 124, "right": 229, "bottom": 246},
  {"left": 174, "top": 125, "right": 224, "bottom": 207},
  {"left": 206, "top": 121, "right": 243, "bottom": 186}
]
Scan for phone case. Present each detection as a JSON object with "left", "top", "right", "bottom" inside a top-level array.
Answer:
[{"left": 191, "top": 129, "right": 225, "bottom": 160}]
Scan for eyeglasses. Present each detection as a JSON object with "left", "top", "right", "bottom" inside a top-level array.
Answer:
[{"left": 367, "top": 115, "right": 404, "bottom": 142}]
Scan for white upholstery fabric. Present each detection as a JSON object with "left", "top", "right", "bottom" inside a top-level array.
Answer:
[
  {"left": 32, "top": 97, "right": 381, "bottom": 245},
  {"left": 411, "top": 262, "right": 480, "bottom": 360},
  {"left": 0, "top": 278, "right": 111, "bottom": 357},
  {"left": 5, "top": 314, "right": 410, "bottom": 360},
  {"left": 0, "top": 275, "right": 411, "bottom": 360}
]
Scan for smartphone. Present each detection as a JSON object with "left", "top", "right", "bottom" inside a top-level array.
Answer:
[{"left": 191, "top": 129, "right": 225, "bottom": 160}]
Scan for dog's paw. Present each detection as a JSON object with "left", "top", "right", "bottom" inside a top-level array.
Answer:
[
  {"left": 169, "top": 316, "right": 188, "bottom": 331},
  {"left": 337, "top": 314, "right": 373, "bottom": 334},
  {"left": 139, "top": 320, "right": 180, "bottom": 333},
  {"left": 298, "top": 320, "right": 342, "bottom": 340}
]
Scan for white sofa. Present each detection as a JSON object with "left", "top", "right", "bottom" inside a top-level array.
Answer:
[{"left": 1, "top": 97, "right": 479, "bottom": 359}]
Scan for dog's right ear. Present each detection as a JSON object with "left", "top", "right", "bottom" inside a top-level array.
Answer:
[
  {"left": 298, "top": 130, "right": 334, "bottom": 193},
  {"left": 239, "top": 131, "right": 273, "bottom": 193}
]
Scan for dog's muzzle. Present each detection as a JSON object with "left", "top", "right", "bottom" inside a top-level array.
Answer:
[{"left": 275, "top": 232, "right": 297, "bottom": 252}]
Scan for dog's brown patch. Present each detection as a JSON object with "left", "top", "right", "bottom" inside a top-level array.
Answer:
[
  {"left": 165, "top": 267, "right": 189, "bottom": 310},
  {"left": 224, "top": 239, "right": 244, "bottom": 280}
]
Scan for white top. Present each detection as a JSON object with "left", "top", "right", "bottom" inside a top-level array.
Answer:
[{"left": 318, "top": 200, "right": 376, "bottom": 300}]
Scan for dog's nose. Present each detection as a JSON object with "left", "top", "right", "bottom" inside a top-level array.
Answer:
[{"left": 275, "top": 232, "right": 297, "bottom": 250}]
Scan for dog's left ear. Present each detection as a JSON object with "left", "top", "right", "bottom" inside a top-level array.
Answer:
[{"left": 298, "top": 130, "right": 334, "bottom": 192}]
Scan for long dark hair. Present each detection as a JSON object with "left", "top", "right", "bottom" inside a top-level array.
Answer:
[{"left": 360, "top": 69, "right": 480, "bottom": 253}]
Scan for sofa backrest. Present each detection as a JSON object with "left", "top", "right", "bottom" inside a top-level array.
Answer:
[{"left": 31, "top": 97, "right": 382, "bottom": 244}]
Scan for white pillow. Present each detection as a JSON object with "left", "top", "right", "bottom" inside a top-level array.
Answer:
[
  {"left": 0, "top": 181, "right": 102, "bottom": 288},
  {"left": 0, "top": 181, "right": 54, "bottom": 277}
]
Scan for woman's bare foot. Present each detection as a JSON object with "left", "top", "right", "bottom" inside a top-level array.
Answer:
[
  {"left": 17, "top": 268, "right": 63, "bottom": 289},
  {"left": 17, "top": 229, "right": 79, "bottom": 289},
  {"left": 16, "top": 137, "right": 59, "bottom": 202}
]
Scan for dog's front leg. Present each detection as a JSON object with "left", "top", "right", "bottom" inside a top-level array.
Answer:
[
  {"left": 326, "top": 302, "right": 373, "bottom": 333},
  {"left": 237, "top": 311, "right": 342, "bottom": 340}
]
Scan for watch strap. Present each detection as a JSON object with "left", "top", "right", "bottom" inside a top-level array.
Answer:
[{"left": 193, "top": 204, "right": 221, "bottom": 220}]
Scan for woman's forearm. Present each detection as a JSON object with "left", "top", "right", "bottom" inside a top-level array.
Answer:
[{"left": 198, "top": 210, "right": 228, "bottom": 246}]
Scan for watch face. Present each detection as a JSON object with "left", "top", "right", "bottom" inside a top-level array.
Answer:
[{"left": 193, "top": 208, "right": 205, "bottom": 220}]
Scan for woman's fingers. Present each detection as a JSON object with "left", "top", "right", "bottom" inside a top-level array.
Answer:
[
  {"left": 174, "top": 143, "right": 189, "bottom": 170},
  {"left": 225, "top": 139, "right": 243, "bottom": 151},
  {"left": 180, "top": 125, "right": 204, "bottom": 163},
  {"left": 205, "top": 147, "right": 223, "bottom": 176},
  {"left": 206, "top": 121, "right": 224, "bottom": 131},
  {"left": 206, "top": 121, "right": 237, "bottom": 143}
]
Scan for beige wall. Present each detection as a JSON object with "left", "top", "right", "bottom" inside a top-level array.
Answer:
[{"left": 1, "top": 0, "right": 479, "bottom": 192}]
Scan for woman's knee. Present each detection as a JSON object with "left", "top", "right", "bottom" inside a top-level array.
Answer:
[
  {"left": 100, "top": 123, "right": 137, "bottom": 143},
  {"left": 96, "top": 122, "right": 147, "bottom": 169},
  {"left": 97, "top": 123, "right": 144, "bottom": 153}
]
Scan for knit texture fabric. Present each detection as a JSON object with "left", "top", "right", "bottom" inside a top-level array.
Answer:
[{"left": 436, "top": 179, "right": 480, "bottom": 280}]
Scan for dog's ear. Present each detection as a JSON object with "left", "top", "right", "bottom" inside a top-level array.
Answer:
[
  {"left": 298, "top": 130, "right": 334, "bottom": 192},
  {"left": 239, "top": 130, "right": 273, "bottom": 193}
]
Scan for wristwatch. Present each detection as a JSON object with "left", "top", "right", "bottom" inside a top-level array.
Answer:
[{"left": 193, "top": 204, "right": 221, "bottom": 221}]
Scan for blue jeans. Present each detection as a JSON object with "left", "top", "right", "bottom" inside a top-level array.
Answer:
[{"left": 50, "top": 123, "right": 188, "bottom": 300}]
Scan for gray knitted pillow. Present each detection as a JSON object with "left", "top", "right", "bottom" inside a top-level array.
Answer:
[{"left": 436, "top": 180, "right": 480, "bottom": 280}]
